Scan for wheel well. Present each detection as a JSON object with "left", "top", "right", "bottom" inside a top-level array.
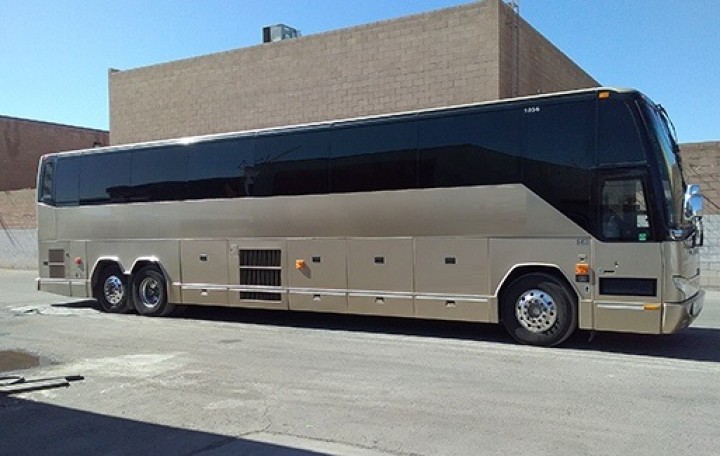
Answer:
[
  {"left": 131, "top": 260, "right": 157, "bottom": 276},
  {"left": 498, "top": 266, "right": 578, "bottom": 310},
  {"left": 131, "top": 260, "right": 168, "bottom": 284}
]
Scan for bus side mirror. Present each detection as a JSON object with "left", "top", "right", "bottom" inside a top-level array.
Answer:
[
  {"left": 684, "top": 193, "right": 703, "bottom": 219},
  {"left": 684, "top": 184, "right": 702, "bottom": 220}
]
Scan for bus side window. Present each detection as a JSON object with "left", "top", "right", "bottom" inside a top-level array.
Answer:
[
  {"left": 601, "top": 179, "right": 650, "bottom": 242},
  {"left": 39, "top": 160, "right": 54, "bottom": 204}
]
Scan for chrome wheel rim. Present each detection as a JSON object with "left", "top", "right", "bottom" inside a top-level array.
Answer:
[
  {"left": 103, "top": 275, "right": 125, "bottom": 305},
  {"left": 139, "top": 277, "right": 163, "bottom": 309},
  {"left": 515, "top": 288, "right": 557, "bottom": 333}
]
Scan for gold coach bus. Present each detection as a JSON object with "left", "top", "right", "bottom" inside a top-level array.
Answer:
[{"left": 36, "top": 88, "right": 705, "bottom": 346}]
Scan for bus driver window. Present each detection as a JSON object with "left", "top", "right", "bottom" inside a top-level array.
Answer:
[{"left": 601, "top": 179, "right": 650, "bottom": 242}]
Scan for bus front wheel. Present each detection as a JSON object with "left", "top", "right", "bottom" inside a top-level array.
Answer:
[
  {"left": 500, "top": 273, "right": 577, "bottom": 347},
  {"left": 131, "top": 265, "right": 176, "bottom": 317}
]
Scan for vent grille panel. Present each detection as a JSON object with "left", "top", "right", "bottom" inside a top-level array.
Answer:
[
  {"left": 240, "top": 291, "right": 282, "bottom": 301},
  {"left": 239, "top": 249, "right": 282, "bottom": 301},
  {"left": 49, "top": 249, "right": 65, "bottom": 263},
  {"left": 240, "top": 250, "right": 281, "bottom": 267},
  {"left": 48, "top": 249, "right": 66, "bottom": 278},
  {"left": 49, "top": 265, "right": 65, "bottom": 278}
]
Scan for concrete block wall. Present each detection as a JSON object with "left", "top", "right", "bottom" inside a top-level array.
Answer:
[
  {"left": 0, "top": 189, "right": 37, "bottom": 269},
  {"left": 109, "top": 0, "right": 598, "bottom": 145},
  {"left": 497, "top": 2, "right": 598, "bottom": 98},
  {"left": 0, "top": 116, "right": 108, "bottom": 191},
  {"left": 0, "top": 229, "right": 37, "bottom": 269},
  {"left": 680, "top": 141, "right": 720, "bottom": 215},
  {"left": 0, "top": 189, "right": 36, "bottom": 229},
  {"left": 680, "top": 142, "right": 720, "bottom": 289},
  {"left": 700, "top": 215, "right": 720, "bottom": 288},
  {"left": 110, "top": 2, "right": 500, "bottom": 145}
]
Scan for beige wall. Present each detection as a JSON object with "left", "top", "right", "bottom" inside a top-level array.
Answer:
[
  {"left": 497, "top": 2, "right": 598, "bottom": 98},
  {"left": 109, "top": 0, "right": 597, "bottom": 145},
  {"left": 0, "top": 116, "right": 108, "bottom": 191},
  {"left": 680, "top": 141, "right": 720, "bottom": 215},
  {"left": 0, "top": 188, "right": 36, "bottom": 229}
]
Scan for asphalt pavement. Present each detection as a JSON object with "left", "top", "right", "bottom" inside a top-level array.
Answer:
[{"left": 1, "top": 268, "right": 719, "bottom": 455}]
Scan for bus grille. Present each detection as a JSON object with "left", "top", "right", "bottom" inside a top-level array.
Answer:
[{"left": 239, "top": 249, "right": 282, "bottom": 301}]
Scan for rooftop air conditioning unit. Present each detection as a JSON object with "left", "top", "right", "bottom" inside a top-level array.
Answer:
[{"left": 262, "top": 24, "right": 301, "bottom": 43}]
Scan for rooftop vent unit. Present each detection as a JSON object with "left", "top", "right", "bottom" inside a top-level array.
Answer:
[{"left": 262, "top": 24, "right": 301, "bottom": 43}]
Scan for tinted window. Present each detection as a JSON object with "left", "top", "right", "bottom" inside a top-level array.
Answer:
[
  {"left": 79, "top": 152, "right": 132, "bottom": 205},
  {"left": 54, "top": 156, "right": 80, "bottom": 206},
  {"left": 523, "top": 99, "right": 594, "bottom": 168},
  {"left": 522, "top": 99, "right": 594, "bottom": 231},
  {"left": 330, "top": 120, "right": 417, "bottom": 193},
  {"left": 598, "top": 98, "right": 645, "bottom": 165},
  {"left": 418, "top": 107, "right": 521, "bottom": 188},
  {"left": 38, "top": 158, "right": 55, "bottom": 204},
  {"left": 600, "top": 178, "right": 651, "bottom": 241},
  {"left": 254, "top": 129, "right": 330, "bottom": 196},
  {"left": 129, "top": 146, "right": 188, "bottom": 202},
  {"left": 187, "top": 137, "right": 255, "bottom": 199}
]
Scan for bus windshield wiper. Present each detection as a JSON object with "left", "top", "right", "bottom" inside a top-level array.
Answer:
[
  {"left": 656, "top": 104, "right": 682, "bottom": 161},
  {"left": 656, "top": 104, "right": 678, "bottom": 143}
]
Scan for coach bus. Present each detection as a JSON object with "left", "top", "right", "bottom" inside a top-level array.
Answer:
[{"left": 36, "top": 87, "right": 704, "bottom": 346}]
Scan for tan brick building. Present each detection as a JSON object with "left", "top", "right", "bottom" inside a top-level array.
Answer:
[
  {"left": 680, "top": 142, "right": 720, "bottom": 215},
  {"left": 109, "top": 0, "right": 598, "bottom": 145},
  {"left": 0, "top": 116, "right": 108, "bottom": 192},
  {"left": 0, "top": 116, "right": 108, "bottom": 231}
]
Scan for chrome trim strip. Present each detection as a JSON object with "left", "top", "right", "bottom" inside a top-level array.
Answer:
[
  {"left": 415, "top": 294, "right": 489, "bottom": 303},
  {"left": 229, "top": 285, "right": 286, "bottom": 294},
  {"left": 348, "top": 291, "right": 414, "bottom": 299},
  {"left": 289, "top": 288, "right": 347, "bottom": 297},
  {"left": 182, "top": 284, "right": 228, "bottom": 291},
  {"left": 38, "top": 278, "right": 90, "bottom": 285},
  {"left": 175, "top": 283, "right": 492, "bottom": 302},
  {"left": 596, "top": 303, "right": 652, "bottom": 311}
]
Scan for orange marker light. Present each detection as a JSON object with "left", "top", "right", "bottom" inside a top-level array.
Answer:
[
  {"left": 643, "top": 304, "right": 661, "bottom": 311},
  {"left": 295, "top": 259, "right": 306, "bottom": 269},
  {"left": 575, "top": 263, "right": 590, "bottom": 283},
  {"left": 598, "top": 91, "right": 611, "bottom": 100}
]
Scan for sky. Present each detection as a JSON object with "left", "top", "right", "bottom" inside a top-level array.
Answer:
[{"left": 1, "top": 0, "right": 718, "bottom": 143}]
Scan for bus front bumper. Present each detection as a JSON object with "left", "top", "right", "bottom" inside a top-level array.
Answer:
[{"left": 662, "top": 289, "right": 705, "bottom": 334}]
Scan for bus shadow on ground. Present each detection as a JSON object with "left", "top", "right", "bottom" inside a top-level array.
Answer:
[
  {"left": 0, "top": 396, "right": 320, "bottom": 455},
  {"left": 565, "top": 327, "right": 720, "bottom": 363},
  {"left": 180, "top": 305, "right": 720, "bottom": 363},
  {"left": 52, "top": 300, "right": 720, "bottom": 364}
]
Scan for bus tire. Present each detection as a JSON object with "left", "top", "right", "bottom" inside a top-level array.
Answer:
[
  {"left": 95, "top": 264, "right": 133, "bottom": 313},
  {"left": 500, "top": 272, "right": 577, "bottom": 347},
  {"left": 131, "top": 265, "right": 175, "bottom": 317}
]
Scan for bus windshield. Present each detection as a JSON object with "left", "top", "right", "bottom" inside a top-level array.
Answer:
[{"left": 640, "top": 99, "right": 686, "bottom": 231}]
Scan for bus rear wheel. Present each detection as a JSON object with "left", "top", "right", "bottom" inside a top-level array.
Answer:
[
  {"left": 131, "top": 265, "right": 176, "bottom": 317},
  {"left": 500, "top": 272, "right": 577, "bottom": 347},
  {"left": 95, "top": 265, "right": 133, "bottom": 313}
]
